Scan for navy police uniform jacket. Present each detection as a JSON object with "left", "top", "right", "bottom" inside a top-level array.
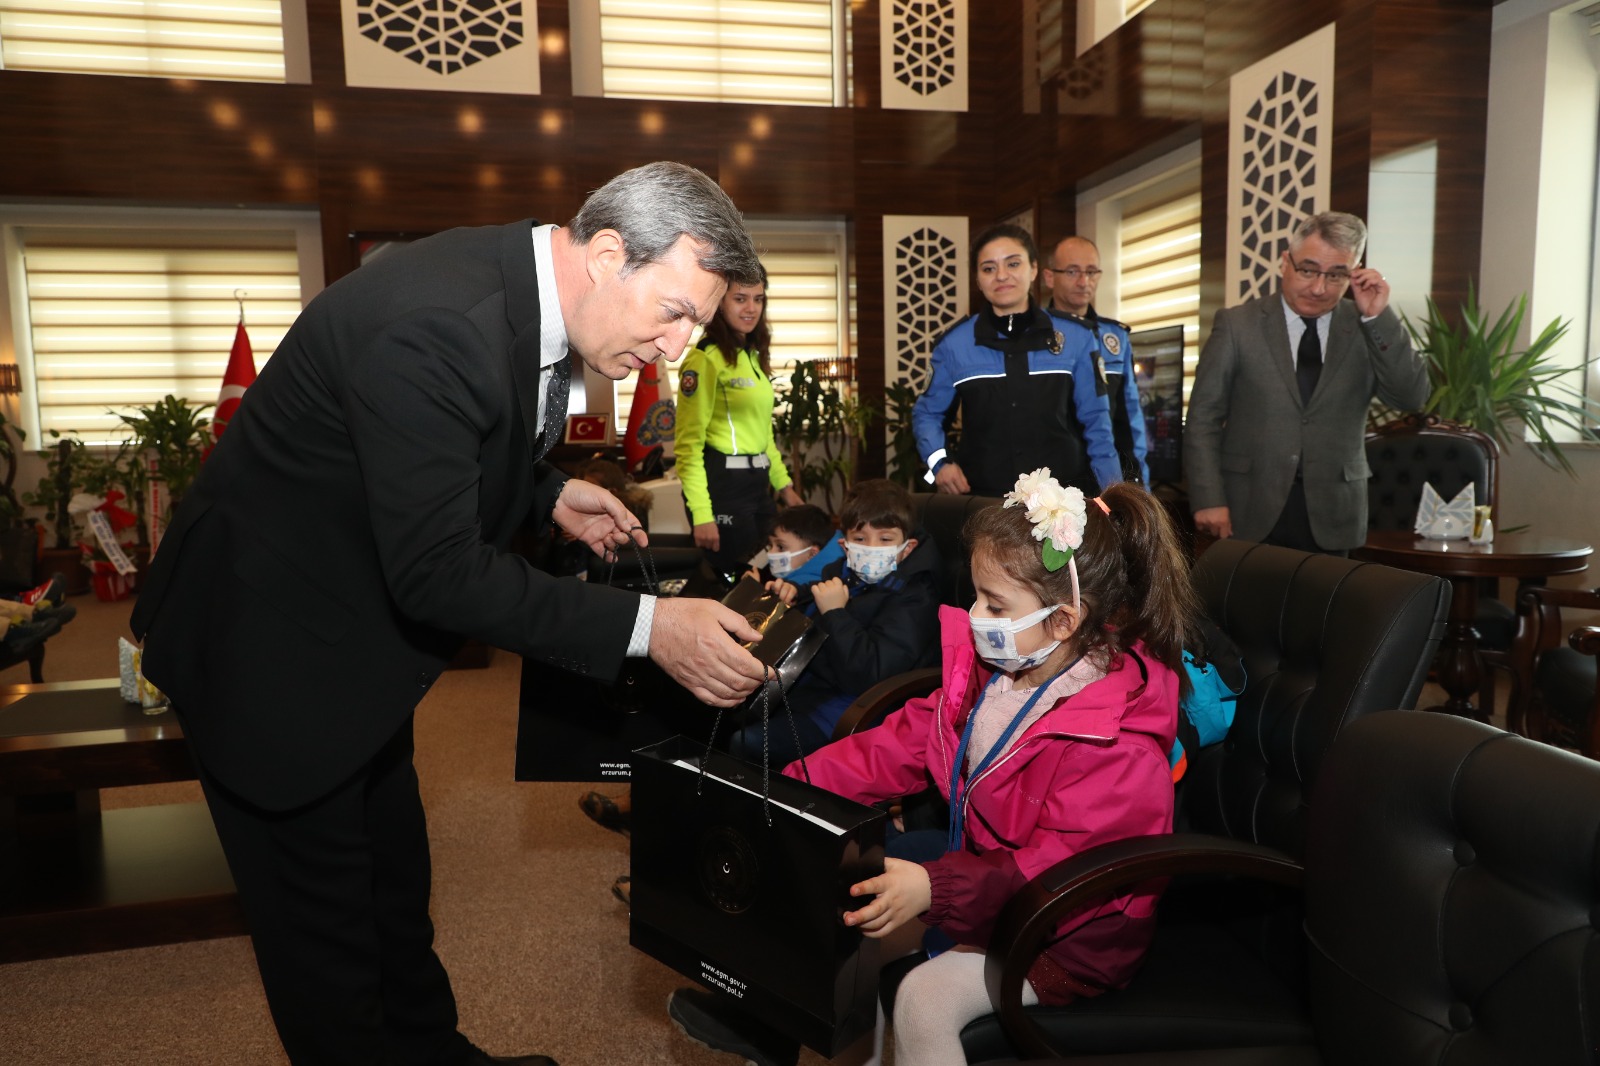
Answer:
[
  {"left": 1049, "top": 306, "right": 1149, "bottom": 483},
  {"left": 912, "top": 301, "right": 1121, "bottom": 497}
]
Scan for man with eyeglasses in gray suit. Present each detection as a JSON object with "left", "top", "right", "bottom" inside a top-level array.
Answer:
[{"left": 1185, "top": 211, "right": 1427, "bottom": 555}]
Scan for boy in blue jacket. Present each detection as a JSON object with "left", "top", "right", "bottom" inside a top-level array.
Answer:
[{"left": 727, "top": 479, "right": 942, "bottom": 765}]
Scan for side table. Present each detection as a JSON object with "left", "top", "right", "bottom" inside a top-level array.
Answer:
[{"left": 0, "top": 679, "right": 245, "bottom": 963}]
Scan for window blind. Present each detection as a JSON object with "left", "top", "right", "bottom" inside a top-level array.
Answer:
[
  {"left": 0, "top": 0, "right": 286, "bottom": 82},
  {"left": 594, "top": 0, "right": 841, "bottom": 106},
  {"left": 1117, "top": 186, "right": 1202, "bottom": 398},
  {"left": 19, "top": 232, "right": 301, "bottom": 443},
  {"left": 614, "top": 225, "right": 849, "bottom": 432}
]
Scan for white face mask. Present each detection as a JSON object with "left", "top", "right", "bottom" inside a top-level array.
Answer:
[
  {"left": 844, "top": 542, "right": 901, "bottom": 584},
  {"left": 968, "top": 603, "right": 1068, "bottom": 672},
  {"left": 766, "top": 546, "right": 813, "bottom": 579}
]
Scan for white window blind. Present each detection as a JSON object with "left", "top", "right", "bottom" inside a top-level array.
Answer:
[
  {"left": 589, "top": 0, "right": 842, "bottom": 106},
  {"left": 1117, "top": 183, "right": 1201, "bottom": 397},
  {"left": 0, "top": 0, "right": 286, "bottom": 82},
  {"left": 614, "top": 224, "right": 849, "bottom": 431},
  {"left": 19, "top": 230, "right": 301, "bottom": 443}
]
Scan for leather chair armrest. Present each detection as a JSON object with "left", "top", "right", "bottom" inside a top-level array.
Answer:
[
  {"left": 983, "top": 833, "right": 1305, "bottom": 1060},
  {"left": 830, "top": 667, "right": 942, "bottom": 741}
]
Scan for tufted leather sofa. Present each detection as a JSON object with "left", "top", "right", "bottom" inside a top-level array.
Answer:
[
  {"left": 958, "top": 539, "right": 1452, "bottom": 1061},
  {"left": 976, "top": 709, "right": 1600, "bottom": 1065}
]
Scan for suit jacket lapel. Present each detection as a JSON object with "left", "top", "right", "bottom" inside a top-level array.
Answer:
[
  {"left": 1262, "top": 294, "right": 1301, "bottom": 408},
  {"left": 500, "top": 219, "right": 547, "bottom": 461}
]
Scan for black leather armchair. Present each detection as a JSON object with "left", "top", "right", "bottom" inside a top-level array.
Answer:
[
  {"left": 976, "top": 710, "right": 1600, "bottom": 1065},
  {"left": 959, "top": 540, "right": 1451, "bottom": 1061}
]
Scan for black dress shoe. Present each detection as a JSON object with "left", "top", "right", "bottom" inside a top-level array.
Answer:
[{"left": 579, "top": 790, "right": 630, "bottom": 836}]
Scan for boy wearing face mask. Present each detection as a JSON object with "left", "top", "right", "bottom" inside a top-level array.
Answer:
[
  {"left": 754, "top": 503, "right": 842, "bottom": 588},
  {"left": 726, "top": 479, "right": 942, "bottom": 766}
]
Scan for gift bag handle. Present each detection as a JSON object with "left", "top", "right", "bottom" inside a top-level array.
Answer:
[{"left": 699, "top": 672, "right": 812, "bottom": 826}]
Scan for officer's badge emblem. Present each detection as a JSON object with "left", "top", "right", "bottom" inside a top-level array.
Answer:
[
  {"left": 1102, "top": 332, "right": 1122, "bottom": 357},
  {"left": 1047, "top": 331, "right": 1064, "bottom": 355},
  {"left": 680, "top": 369, "right": 699, "bottom": 396}
]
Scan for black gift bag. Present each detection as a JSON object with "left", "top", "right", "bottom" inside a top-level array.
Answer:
[
  {"left": 515, "top": 577, "right": 827, "bottom": 782},
  {"left": 630, "top": 735, "right": 886, "bottom": 1057}
]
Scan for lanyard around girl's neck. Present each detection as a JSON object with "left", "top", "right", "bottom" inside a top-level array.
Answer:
[{"left": 946, "top": 658, "right": 1079, "bottom": 853}]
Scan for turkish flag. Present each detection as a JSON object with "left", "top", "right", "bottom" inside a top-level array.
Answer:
[
  {"left": 212, "top": 321, "right": 257, "bottom": 441},
  {"left": 624, "top": 359, "right": 676, "bottom": 473}
]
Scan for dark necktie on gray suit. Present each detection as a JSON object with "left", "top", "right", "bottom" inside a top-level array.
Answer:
[
  {"left": 535, "top": 353, "right": 572, "bottom": 462},
  {"left": 1297, "top": 316, "right": 1322, "bottom": 406}
]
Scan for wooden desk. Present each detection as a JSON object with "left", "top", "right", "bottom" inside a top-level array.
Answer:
[
  {"left": 1357, "top": 532, "right": 1593, "bottom": 721},
  {"left": 0, "top": 679, "right": 245, "bottom": 963}
]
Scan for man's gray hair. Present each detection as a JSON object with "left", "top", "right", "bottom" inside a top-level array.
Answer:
[
  {"left": 1288, "top": 211, "right": 1368, "bottom": 263},
  {"left": 568, "top": 161, "right": 763, "bottom": 285}
]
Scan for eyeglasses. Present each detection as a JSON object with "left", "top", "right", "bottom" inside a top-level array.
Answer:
[
  {"left": 1045, "top": 266, "right": 1102, "bottom": 280},
  {"left": 1285, "top": 252, "right": 1352, "bottom": 285}
]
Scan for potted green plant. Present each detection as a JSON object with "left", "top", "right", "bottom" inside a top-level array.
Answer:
[
  {"left": 771, "top": 361, "right": 874, "bottom": 516},
  {"left": 116, "top": 394, "right": 212, "bottom": 533},
  {"left": 1405, "top": 287, "right": 1600, "bottom": 474}
]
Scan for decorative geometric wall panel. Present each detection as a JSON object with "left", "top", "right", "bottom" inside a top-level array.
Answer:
[
  {"left": 880, "top": 0, "right": 968, "bottom": 112},
  {"left": 1225, "top": 23, "right": 1334, "bottom": 306},
  {"left": 340, "top": 0, "right": 540, "bottom": 94},
  {"left": 883, "top": 215, "right": 969, "bottom": 395}
]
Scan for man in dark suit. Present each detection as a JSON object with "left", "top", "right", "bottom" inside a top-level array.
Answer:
[
  {"left": 129, "top": 162, "right": 770, "bottom": 1066},
  {"left": 1185, "top": 211, "right": 1427, "bottom": 554}
]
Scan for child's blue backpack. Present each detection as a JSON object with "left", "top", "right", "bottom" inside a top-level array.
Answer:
[{"left": 1169, "top": 618, "right": 1246, "bottom": 781}]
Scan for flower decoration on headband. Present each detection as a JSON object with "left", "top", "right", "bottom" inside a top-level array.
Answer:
[{"left": 1003, "top": 468, "right": 1088, "bottom": 573}]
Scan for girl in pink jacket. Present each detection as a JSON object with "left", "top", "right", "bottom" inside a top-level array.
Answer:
[{"left": 805, "top": 470, "right": 1198, "bottom": 1063}]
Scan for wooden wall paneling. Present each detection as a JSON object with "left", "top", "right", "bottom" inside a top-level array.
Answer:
[
  {"left": 0, "top": 73, "right": 317, "bottom": 205},
  {"left": 715, "top": 105, "right": 856, "bottom": 217},
  {"left": 1368, "top": 1, "right": 1490, "bottom": 315}
]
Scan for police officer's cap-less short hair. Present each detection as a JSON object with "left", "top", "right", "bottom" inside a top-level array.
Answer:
[
  {"left": 568, "top": 161, "right": 763, "bottom": 286},
  {"left": 971, "top": 223, "right": 1039, "bottom": 269}
]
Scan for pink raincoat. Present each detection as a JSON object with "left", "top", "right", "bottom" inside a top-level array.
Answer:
[{"left": 784, "top": 605, "right": 1179, "bottom": 1003}]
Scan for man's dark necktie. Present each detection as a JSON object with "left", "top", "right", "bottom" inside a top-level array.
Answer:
[
  {"left": 1297, "top": 316, "right": 1322, "bottom": 406},
  {"left": 535, "top": 353, "right": 572, "bottom": 461}
]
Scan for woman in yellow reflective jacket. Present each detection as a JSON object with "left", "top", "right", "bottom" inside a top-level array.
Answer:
[{"left": 674, "top": 266, "right": 803, "bottom": 572}]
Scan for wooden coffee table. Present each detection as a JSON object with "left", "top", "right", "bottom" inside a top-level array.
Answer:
[
  {"left": 1357, "top": 531, "right": 1593, "bottom": 722},
  {"left": 0, "top": 678, "right": 245, "bottom": 963}
]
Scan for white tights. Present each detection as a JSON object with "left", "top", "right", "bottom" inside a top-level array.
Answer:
[{"left": 890, "top": 946, "right": 1039, "bottom": 1065}]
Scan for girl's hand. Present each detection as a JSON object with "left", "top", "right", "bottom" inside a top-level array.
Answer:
[
  {"left": 778, "top": 484, "right": 804, "bottom": 507},
  {"left": 843, "top": 858, "right": 931, "bottom": 939},
  {"left": 811, "top": 576, "right": 848, "bottom": 614},
  {"left": 764, "top": 578, "right": 798, "bottom": 606}
]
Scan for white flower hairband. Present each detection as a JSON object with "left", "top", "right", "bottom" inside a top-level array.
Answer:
[
  {"left": 1004, "top": 468, "right": 1089, "bottom": 573},
  {"left": 1003, "top": 468, "right": 1109, "bottom": 612}
]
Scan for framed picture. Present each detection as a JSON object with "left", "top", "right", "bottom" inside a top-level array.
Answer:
[{"left": 564, "top": 414, "right": 615, "bottom": 445}]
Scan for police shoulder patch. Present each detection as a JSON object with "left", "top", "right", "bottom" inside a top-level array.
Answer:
[
  {"left": 680, "top": 369, "right": 699, "bottom": 396},
  {"left": 1102, "top": 331, "right": 1122, "bottom": 357}
]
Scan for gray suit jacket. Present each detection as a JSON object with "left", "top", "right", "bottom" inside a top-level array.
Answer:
[{"left": 1185, "top": 292, "right": 1427, "bottom": 550}]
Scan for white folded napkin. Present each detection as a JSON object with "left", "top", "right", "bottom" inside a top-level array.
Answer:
[{"left": 1415, "top": 482, "right": 1474, "bottom": 540}]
